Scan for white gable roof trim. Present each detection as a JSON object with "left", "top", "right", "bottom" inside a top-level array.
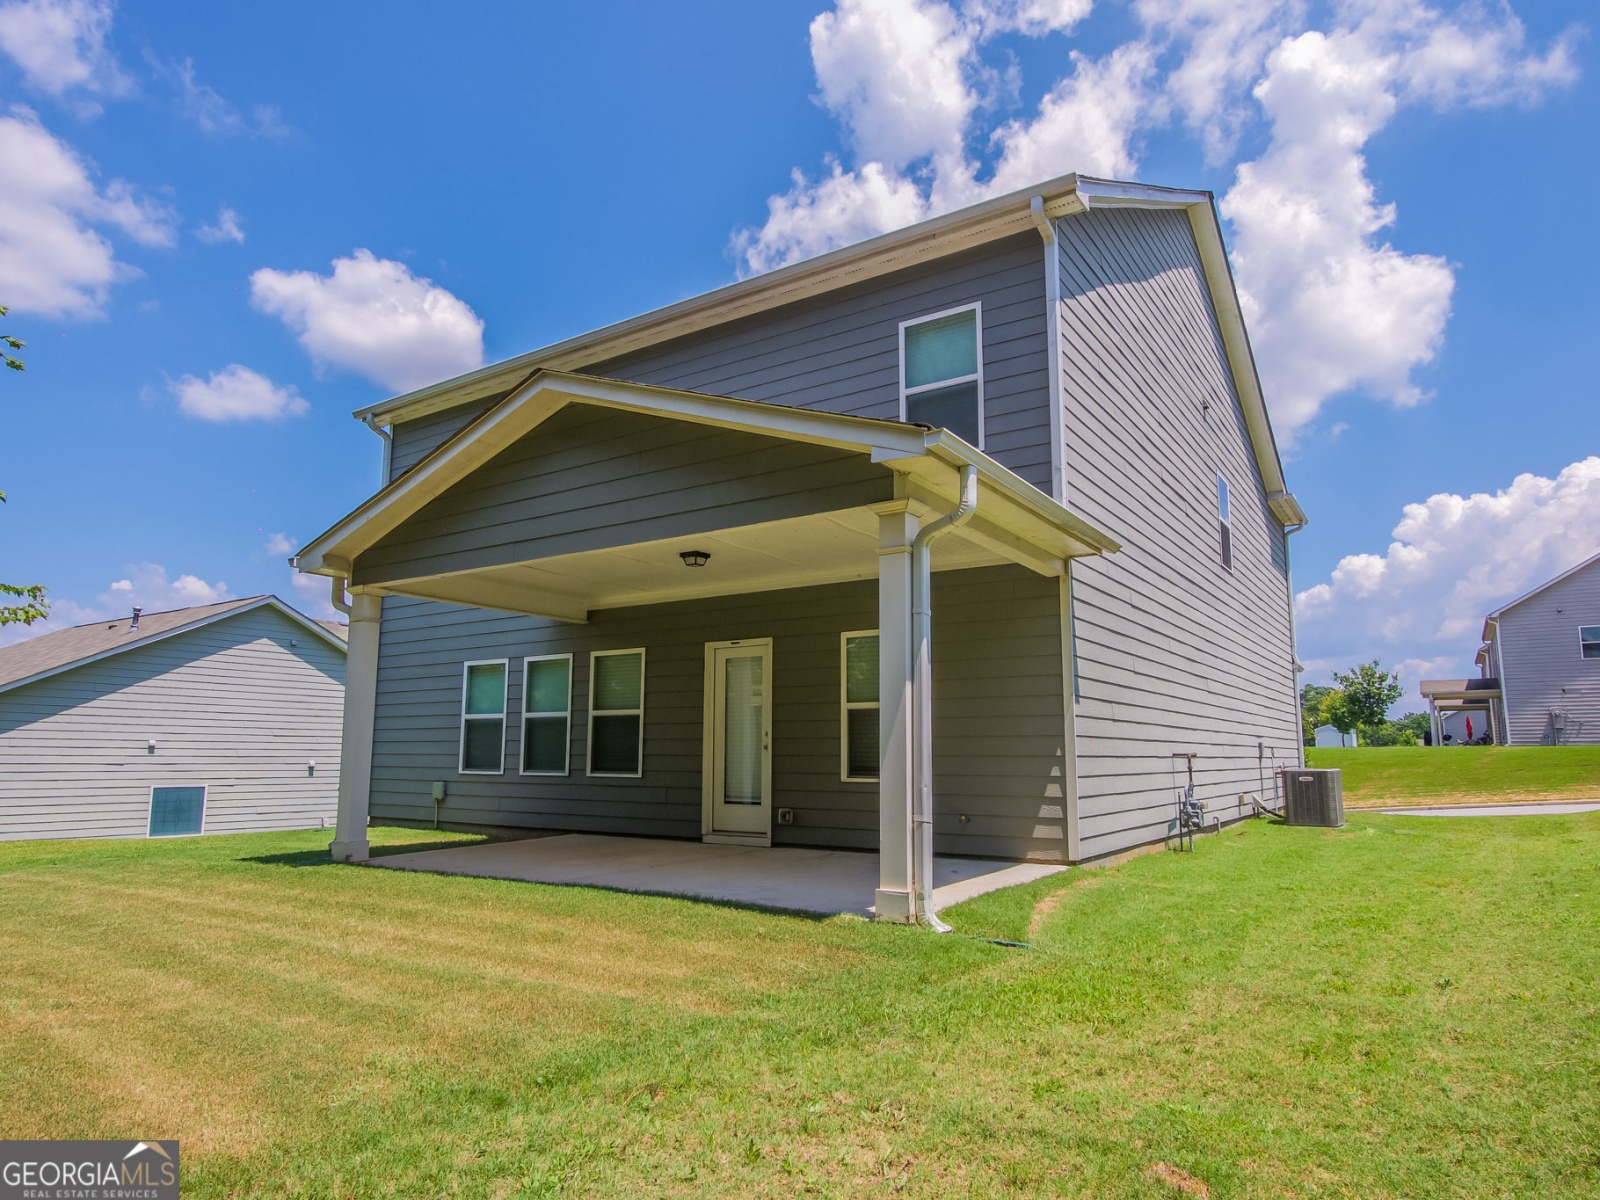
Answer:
[
  {"left": 352, "top": 174, "right": 1304, "bottom": 528},
  {"left": 0, "top": 596, "right": 347, "bottom": 697},
  {"left": 1482, "top": 548, "right": 1600, "bottom": 639},
  {"left": 296, "top": 369, "right": 1120, "bottom": 582}
]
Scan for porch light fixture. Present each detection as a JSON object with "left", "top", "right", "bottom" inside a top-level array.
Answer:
[{"left": 679, "top": 550, "right": 711, "bottom": 568}]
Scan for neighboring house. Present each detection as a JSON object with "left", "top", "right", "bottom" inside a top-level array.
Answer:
[
  {"left": 295, "top": 172, "right": 1308, "bottom": 923},
  {"left": 1424, "top": 550, "right": 1600, "bottom": 746},
  {"left": 1313, "top": 725, "right": 1357, "bottom": 749},
  {"left": 0, "top": 596, "right": 347, "bottom": 841}
]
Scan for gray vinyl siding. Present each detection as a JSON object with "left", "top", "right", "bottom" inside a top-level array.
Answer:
[
  {"left": 388, "top": 234, "right": 1053, "bottom": 491},
  {"left": 357, "top": 405, "right": 893, "bottom": 586},
  {"left": 370, "top": 565, "right": 1070, "bottom": 861},
  {"left": 1055, "top": 207, "right": 1300, "bottom": 860},
  {"left": 0, "top": 607, "right": 345, "bottom": 841},
  {"left": 388, "top": 393, "right": 505, "bottom": 479},
  {"left": 1496, "top": 561, "right": 1600, "bottom": 744}
]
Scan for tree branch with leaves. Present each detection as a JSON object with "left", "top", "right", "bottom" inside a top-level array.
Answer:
[{"left": 1, "top": 303, "right": 47, "bottom": 628}]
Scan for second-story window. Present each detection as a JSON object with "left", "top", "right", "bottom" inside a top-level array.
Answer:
[
  {"left": 1217, "top": 474, "right": 1233, "bottom": 571},
  {"left": 901, "top": 303, "right": 982, "bottom": 447},
  {"left": 1580, "top": 626, "right": 1600, "bottom": 659}
]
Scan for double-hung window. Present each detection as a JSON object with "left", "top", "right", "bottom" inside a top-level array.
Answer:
[
  {"left": 841, "top": 631, "right": 879, "bottom": 782},
  {"left": 1217, "top": 474, "right": 1233, "bottom": 571},
  {"left": 900, "top": 303, "right": 983, "bottom": 447},
  {"left": 1581, "top": 626, "right": 1600, "bottom": 659},
  {"left": 459, "top": 659, "right": 508, "bottom": 773},
  {"left": 522, "top": 654, "right": 572, "bottom": 775},
  {"left": 589, "top": 649, "right": 645, "bottom": 777}
]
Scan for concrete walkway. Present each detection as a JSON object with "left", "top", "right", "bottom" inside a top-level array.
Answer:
[
  {"left": 372, "top": 832, "right": 1065, "bottom": 917},
  {"left": 1375, "top": 799, "right": 1600, "bottom": 817}
]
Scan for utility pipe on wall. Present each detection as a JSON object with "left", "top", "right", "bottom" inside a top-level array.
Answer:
[
  {"left": 911, "top": 464, "right": 978, "bottom": 932},
  {"left": 362, "top": 413, "right": 394, "bottom": 486}
]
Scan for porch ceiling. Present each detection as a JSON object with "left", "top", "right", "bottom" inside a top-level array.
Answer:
[{"left": 372, "top": 507, "right": 1011, "bottom": 621}]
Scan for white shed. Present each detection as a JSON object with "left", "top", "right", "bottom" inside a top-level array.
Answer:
[
  {"left": 1313, "top": 724, "right": 1357, "bottom": 748},
  {"left": 0, "top": 596, "right": 346, "bottom": 841}
]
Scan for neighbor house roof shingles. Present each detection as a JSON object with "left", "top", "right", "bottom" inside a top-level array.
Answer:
[{"left": 0, "top": 595, "right": 345, "bottom": 694}]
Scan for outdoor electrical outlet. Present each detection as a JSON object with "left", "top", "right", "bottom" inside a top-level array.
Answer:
[
  {"left": 777, "top": 808, "right": 794, "bottom": 825},
  {"left": 432, "top": 782, "right": 447, "bottom": 802}
]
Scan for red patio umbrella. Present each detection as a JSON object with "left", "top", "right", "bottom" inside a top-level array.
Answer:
[{"left": 1466, "top": 715, "right": 1474, "bottom": 741}]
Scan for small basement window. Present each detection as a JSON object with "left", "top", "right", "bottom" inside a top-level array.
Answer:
[
  {"left": 1581, "top": 626, "right": 1600, "bottom": 659},
  {"left": 459, "top": 660, "right": 508, "bottom": 774},
  {"left": 841, "top": 631, "right": 879, "bottom": 782},
  {"left": 901, "top": 304, "right": 983, "bottom": 447},
  {"left": 1217, "top": 474, "right": 1233, "bottom": 571},
  {"left": 589, "top": 649, "right": 645, "bottom": 777},
  {"left": 149, "top": 785, "right": 205, "bottom": 837},
  {"left": 522, "top": 654, "right": 573, "bottom": 775}
]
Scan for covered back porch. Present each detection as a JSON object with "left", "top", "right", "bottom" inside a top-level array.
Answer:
[{"left": 295, "top": 371, "right": 1116, "bottom": 923}]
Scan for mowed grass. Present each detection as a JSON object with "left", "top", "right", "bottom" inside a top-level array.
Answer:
[
  {"left": 1, "top": 817, "right": 1596, "bottom": 1199},
  {"left": 1310, "top": 744, "right": 1600, "bottom": 807}
]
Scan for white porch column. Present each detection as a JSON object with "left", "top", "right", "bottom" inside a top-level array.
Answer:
[
  {"left": 330, "top": 591, "right": 382, "bottom": 862},
  {"left": 875, "top": 504, "right": 918, "bottom": 923}
]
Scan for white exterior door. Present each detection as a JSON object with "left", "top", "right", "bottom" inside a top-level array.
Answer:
[{"left": 703, "top": 639, "right": 773, "bottom": 844}]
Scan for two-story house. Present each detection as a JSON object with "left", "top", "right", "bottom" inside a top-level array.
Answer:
[{"left": 294, "top": 173, "right": 1308, "bottom": 923}]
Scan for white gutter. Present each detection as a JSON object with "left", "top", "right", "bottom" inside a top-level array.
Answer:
[
  {"left": 362, "top": 413, "right": 393, "bottom": 486},
  {"left": 330, "top": 577, "right": 353, "bottom": 617},
  {"left": 911, "top": 463, "right": 978, "bottom": 932}
]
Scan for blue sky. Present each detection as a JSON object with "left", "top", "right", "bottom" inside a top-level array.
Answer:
[{"left": 1, "top": 0, "right": 1595, "bottom": 709}]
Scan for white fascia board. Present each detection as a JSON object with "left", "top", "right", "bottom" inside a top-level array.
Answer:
[
  {"left": 1074, "top": 177, "right": 1211, "bottom": 209},
  {"left": 0, "top": 596, "right": 345, "bottom": 697},
  {"left": 298, "top": 371, "right": 936, "bottom": 575}
]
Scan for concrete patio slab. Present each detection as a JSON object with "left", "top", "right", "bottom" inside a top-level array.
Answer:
[
  {"left": 371, "top": 833, "right": 1066, "bottom": 917},
  {"left": 1375, "top": 799, "right": 1600, "bottom": 817}
]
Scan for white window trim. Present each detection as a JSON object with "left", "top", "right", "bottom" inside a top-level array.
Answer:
[
  {"left": 899, "top": 301, "right": 985, "bottom": 450},
  {"left": 1579, "top": 625, "right": 1600, "bottom": 659},
  {"left": 840, "top": 629, "right": 880, "bottom": 783},
  {"left": 458, "top": 658, "right": 509, "bottom": 775},
  {"left": 587, "top": 648, "right": 646, "bottom": 779},
  {"left": 147, "top": 784, "right": 207, "bottom": 838},
  {"left": 520, "top": 653, "right": 573, "bottom": 777},
  {"left": 1217, "top": 473, "right": 1234, "bottom": 573}
]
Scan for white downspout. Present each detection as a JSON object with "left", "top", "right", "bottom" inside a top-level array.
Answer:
[
  {"left": 362, "top": 413, "right": 393, "bottom": 485},
  {"left": 911, "top": 464, "right": 978, "bottom": 932},
  {"left": 1029, "top": 196, "right": 1066, "bottom": 504},
  {"left": 330, "top": 576, "right": 353, "bottom": 617}
]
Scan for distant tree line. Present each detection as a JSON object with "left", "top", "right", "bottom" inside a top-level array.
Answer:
[{"left": 1302, "top": 660, "right": 1430, "bottom": 746}]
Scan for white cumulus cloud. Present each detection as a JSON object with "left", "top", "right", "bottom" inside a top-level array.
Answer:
[
  {"left": 731, "top": 0, "right": 1578, "bottom": 440},
  {"left": 196, "top": 205, "right": 244, "bottom": 244},
  {"left": 169, "top": 364, "right": 308, "bottom": 422},
  {"left": 0, "top": 106, "right": 176, "bottom": 317},
  {"left": 0, "top": 0, "right": 130, "bottom": 111},
  {"left": 250, "top": 249, "right": 486, "bottom": 394},
  {"left": 289, "top": 569, "right": 340, "bottom": 620},
  {"left": 155, "top": 56, "right": 288, "bottom": 139},
  {"left": 1295, "top": 456, "right": 1600, "bottom": 695},
  {"left": 262, "top": 531, "right": 298, "bottom": 557}
]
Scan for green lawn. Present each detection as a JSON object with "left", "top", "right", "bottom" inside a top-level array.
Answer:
[
  {"left": 1309, "top": 744, "right": 1600, "bottom": 807},
  {"left": 1, "top": 817, "right": 1596, "bottom": 1198}
]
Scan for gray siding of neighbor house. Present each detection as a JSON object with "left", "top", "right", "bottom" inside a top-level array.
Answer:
[
  {"left": 1497, "top": 561, "right": 1600, "bottom": 744},
  {"left": 1054, "top": 206, "right": 1300, "bottom": 861},
  {"left": 370, "top": 565, "right": 1071, "bottom": 861},
  {"left": 385, "top": 233, "right": 1053, "bottom": 491},
  {"left": 357, "top": 405, "right": 894, "bottom": 587},
  {"left": 0, "top": 607, "right": 345, "bottom": 841}
]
